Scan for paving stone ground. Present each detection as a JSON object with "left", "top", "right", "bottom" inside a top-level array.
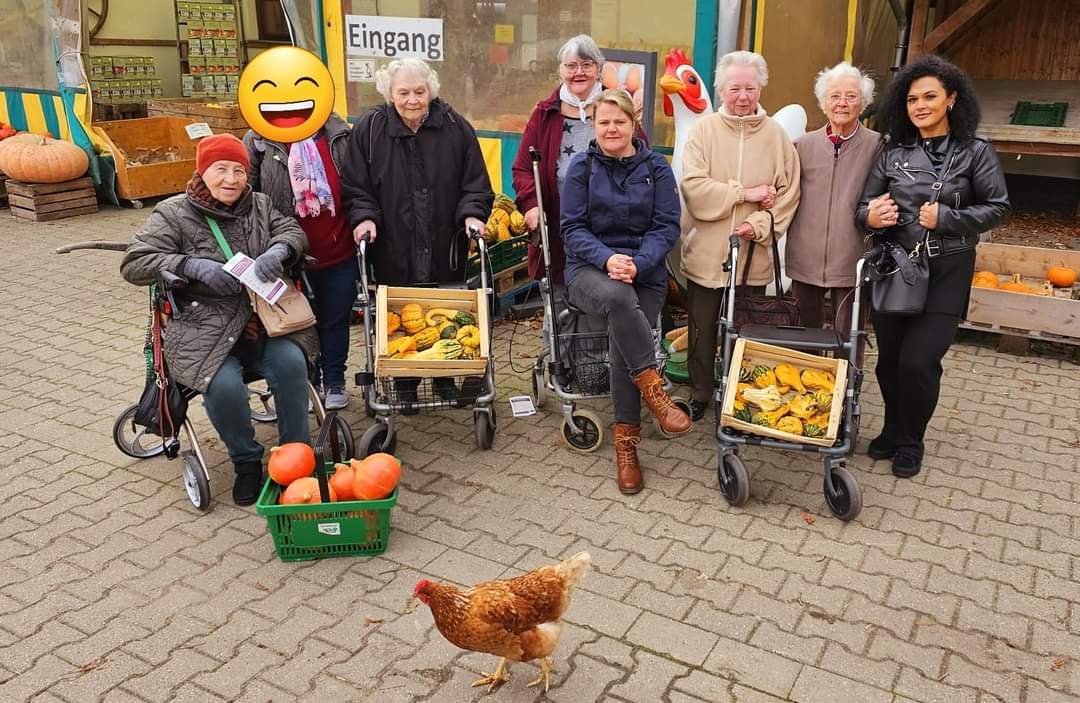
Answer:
[{"left": 0, "top": 204, "right": 1077, "bottom": 703}]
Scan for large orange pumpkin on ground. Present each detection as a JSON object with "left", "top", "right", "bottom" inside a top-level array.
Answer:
[
  {"left": 267, "top": 442, "right": 315, "bottom": 485},
  {"left": 279, "top": 477, "right": 337, "bottom": 505},
  {"left": 351, "top": 453, "right": 401, "bottom": 500},
  {"left": 329, "top": 463, "right": 356, "bottom": 501},
  {"left": 971, "top": 271, "right": 999, "bottom": 289},
  {"left": 1047, "top": 266, "right": 1077, "bottom": 288},
  {"left": 0, "top": 135, "right": 88, "bottom": 183}
]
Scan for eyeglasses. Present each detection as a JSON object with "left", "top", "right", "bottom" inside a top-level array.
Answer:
[
  {"left": 827, "top": 93, "right": 861, "bottom": 105},
  {"left": 562, "top": 61, "right": 597, "bottom": 74}
]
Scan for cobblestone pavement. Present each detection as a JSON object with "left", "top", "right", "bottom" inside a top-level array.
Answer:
[{"left": 0, "top": 205, "right": 1078, "bottom": 703}]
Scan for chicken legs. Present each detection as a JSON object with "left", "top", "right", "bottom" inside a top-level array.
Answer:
[{"left": 471, "top": 657, "right": 510, "bottom": 693}]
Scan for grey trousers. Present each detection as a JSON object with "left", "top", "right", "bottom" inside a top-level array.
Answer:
[{"left": 567, "top": 267, "right": 664, "bottom": 425}]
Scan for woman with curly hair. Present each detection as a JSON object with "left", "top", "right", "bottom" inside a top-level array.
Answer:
[{"left": 856, "top": 55, "right": 1010, "bottom": 478}]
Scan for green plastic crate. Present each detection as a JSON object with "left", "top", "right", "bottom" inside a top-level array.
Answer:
[
  {"left": 1011, "top": 101, "right": 1068, "bottom": 127},
  {"left": 466, "top": 235, "right": 528, "bottom": 277},
  {"left": 256, "top": 470, "right": 398, "bottom": 562}
]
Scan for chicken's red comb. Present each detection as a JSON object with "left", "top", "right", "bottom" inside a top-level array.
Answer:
[
  {"left": 413, "top": 579, "right": 431, "bottom": 595},
  {"left": 665, "top": 48, "right": 691, "bottom": 73}
]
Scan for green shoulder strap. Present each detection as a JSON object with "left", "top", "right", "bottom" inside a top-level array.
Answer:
[{"left": 205, "top": 216, "right": 234, "bottom": 259}]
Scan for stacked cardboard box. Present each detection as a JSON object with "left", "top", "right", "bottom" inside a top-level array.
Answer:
[
  {"left": 90, "top": 56, "right": 163, "bottom": 104},
  {"left": 178, "top": 1, "right": 241, "bottom": 98}
]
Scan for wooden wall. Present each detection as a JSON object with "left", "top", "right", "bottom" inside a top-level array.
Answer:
[{"left": 938, "top": 0, "right": 1080, "bottom": 80}]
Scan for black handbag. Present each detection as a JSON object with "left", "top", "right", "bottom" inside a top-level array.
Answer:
[
  {"left": 868, "top": 236, "right": 930, "bottom": 316},
  {"left": 733, "top": 211, "right": 801, "bottom": 331}
]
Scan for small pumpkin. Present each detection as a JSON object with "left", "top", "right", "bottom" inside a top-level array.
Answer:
[
  {"left": 437, "top": 320, "right": 458, "bottom": 339},
  {"left": 971, "top": 271, "right": 999, "bottom": 289},
  {"left": 385, "top": 311, "right": 401, "bottom": 335},
  {"left": 1047, "top": 266, "right": 1077, "bottom": 288},
  {"left": 351, "top": 453, "right": 401, "bottom": 500},
  {"left": 400, "top": 303, "right": 426, "bottom": 333},
  {"left": 329, "top": 463, "right": 356, "bottom": 501},
  {"left": 0, "top": 135, "right": 89, "bottom": 183},
  {"left": 267, "top": 442, "right": 315, "bottom": 485},
  {"left": 279, "top": 477, "right": 337, "bottom": 505},
  {"left": 1000, "top": 273, "right": 1033, "bottom": 294}
]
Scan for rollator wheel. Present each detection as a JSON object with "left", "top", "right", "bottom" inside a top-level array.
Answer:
[
  {"left": 330, "top": 414, "right": 355, "bottom": 461},
  {"left": 112, "top": 403, "right": 166, "bottom": 459},
  {"left": 561, "top": 410, "right": 603, "bottom": 452},
  {"left": 824, "top": 465, "right": 862, "bottom": 521},
  {"left": 532, "top": 364, "right": 546, "bottom": 410},
  {"left": 717, "top": 453, "right": 750, "bottom": 507},
  {"left": 248, "top": 381, "right": 276, "bottom": 423},
  {"left": 474, "top": 408, "right": 496, "bottom": 450},
  {"left": 181, "top": 450, "right": 211, "bottom": 511},
  {"left": 655, "top": 397, "right": 693, "bottom": 438},
  {"left": 357, "top": 422, "right": 397, "bottom": 458}
]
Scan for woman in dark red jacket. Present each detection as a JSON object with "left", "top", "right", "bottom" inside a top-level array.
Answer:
[{"left": 513, "top": 35, "right": 646, "bottom": 287}]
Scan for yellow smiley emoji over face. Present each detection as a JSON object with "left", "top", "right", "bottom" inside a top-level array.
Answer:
[{"left": 238, "top": 46, "right": 335, "bottom": 143}]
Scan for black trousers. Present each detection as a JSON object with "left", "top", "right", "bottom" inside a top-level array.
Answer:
[
  {"left": 871, "top": 311, "right": 962, "bottom": 456},
  {"left": 686, "top": 280, "right": 764, "bottom": 404}
]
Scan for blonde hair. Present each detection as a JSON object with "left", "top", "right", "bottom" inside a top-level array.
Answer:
[
  {"left": 594, "top": 88, "right": 638, "bottom": 127},
  {"left": 374, "top": 58, "right": 440, "bottom": 102}
]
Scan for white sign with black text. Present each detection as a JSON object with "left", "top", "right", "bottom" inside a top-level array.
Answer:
[{"left": 344, "top": 15, "right": 444, "bottom": 62}]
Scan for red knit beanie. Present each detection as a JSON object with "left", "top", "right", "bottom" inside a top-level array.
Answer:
[{"left": 195, "top": 133, "right": 250, "bottom": 175}]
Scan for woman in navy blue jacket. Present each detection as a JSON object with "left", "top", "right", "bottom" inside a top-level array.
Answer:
[{"left": 561, "top": 89, "right": 690, "bottom": 494}]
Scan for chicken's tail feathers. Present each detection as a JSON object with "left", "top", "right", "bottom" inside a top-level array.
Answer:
[{"left": 556, "top": 551, "right": 592, "bottom": 589}]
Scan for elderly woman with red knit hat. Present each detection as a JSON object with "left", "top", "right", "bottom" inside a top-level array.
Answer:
[{"left": 122, "top": 134, "right": 317, "bottom": 506}]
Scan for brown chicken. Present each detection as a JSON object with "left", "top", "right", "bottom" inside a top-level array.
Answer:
[{"left": 412, "top": 551, "right": 591, "bottom": 693}]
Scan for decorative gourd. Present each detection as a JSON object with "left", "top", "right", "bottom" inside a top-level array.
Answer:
[
  {"left": 1047, "top": 266, "right": 1077, "bottom": 288},
  {"left": 776, "top": 416, "right": 804, "bottom": 436},
  {"left": 733, "top": 400, "right": 753, "bottom": 422},
  {"left": 329, "top": 463, "right": 355, "bottom": 501},
  {"left": 351, "top": 453, "right": 401, "bottom": 500},
  {"left": 425, "top": 308, "right": 476, "bottom": 327},
  {"left": 801, "top": 369, "right": 835, "bottom": 392},
  {"left": 751, "top": 403, "right": 789, "bottom": 428},
  {"left": 742, "top": 385, "right": 784, "bottom": 411},
  {"left": 455, "top": 325, "right": 481, "bottom": 349},
  {"left": 0, "top": 135, "right": 88, "bottom": 183},
  {"left": 971, "top": 271, "right": 999, "bottom": 289},
  {"left": 385, "top": 311, "right": 401, "bottom": 335},
  {"left": 734, "top": 382, "right": 752, "bottom": 403},
  {"left": 774, "top": 363, "right": 806, "bottom": 393},
  {"left": 280, "top": 477, "right": 336, "bottom": 505},
  {"left": 413, "top": 339, "right": 464, "bottom": 360},
  {"left": 413, "top": 326, "right": 441, "bottom": 351},
  {"left": 267, "top": 443, "right": 315, "bottom": 485},
  {"left": 752, "top": 365, "right": 777, "bottom": 388},
  {"left": 813, "top": 390, "right": 833, "bottom": 409},
  {"left": 387, "top": 335, "right": 416, "bottom": 357},
  {"left": 803, "top": 423, "right": 825, "bottom": 438},
  {"left": 1000, "top": 273, "right": 1033, "bottom": 294},
  {"left": 400, "top": 303, "right": 426, "bottom": 333},
  {"left": 787, "top": 394, "right": 819, "bottom": 419},
  {"left": 437, "top": 321, "right": 458, "bottom": 339},
  {"left": 738, "top": 362, "right": 754, "bottom": 384}
]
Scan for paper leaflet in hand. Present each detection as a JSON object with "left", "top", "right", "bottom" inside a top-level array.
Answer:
[{"left": 222, "top": 252, "right": 288, "bottom": 305}]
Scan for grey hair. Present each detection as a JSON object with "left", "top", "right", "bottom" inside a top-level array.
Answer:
[
  {"left": 813, "top": 62, "right": 875, "bottom": 109},
  {"left": 714, "top": 50, "right": 769, "bottom": 91},
  {"left": 374, "top": 58, "right": 440, "bottom": 102},
  {"left": 557, "top": 34, "right": 605, "bottom": 68}
]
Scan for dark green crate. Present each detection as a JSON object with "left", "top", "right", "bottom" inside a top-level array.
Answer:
[
  {"left": 466, "top": 235, "right": 528, "bottom": 277},
  {"left": 1011, "top": 101, "right": 1068, "bottom": 127},
  {"left": 256, "top": 469, "right": 398, "bottom": 562}
]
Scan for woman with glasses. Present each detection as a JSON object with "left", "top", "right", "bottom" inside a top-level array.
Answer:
[{"left": 512, "top": 35, "right": 647, "bottom": 289}]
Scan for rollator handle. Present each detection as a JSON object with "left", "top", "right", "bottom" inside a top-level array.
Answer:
[{"left": 529, "top": 146, "right": 542, "bottom": 163}]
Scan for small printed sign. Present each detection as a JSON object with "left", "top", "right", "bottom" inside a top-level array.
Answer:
[
  {"left": 509, "top": 395, "right": 536, "bottom": 417},
  {"left": 494, "top": 24, "right": 514, "bottom": 44},
  {"left": 347, "top": 58, "right": 377, "bottom": 82},
  {"left": 317, "top": 522, "right": 342, "bottom": 536},
  {"left": 185, "top": 122, "right": 213, "bottom": 139}
]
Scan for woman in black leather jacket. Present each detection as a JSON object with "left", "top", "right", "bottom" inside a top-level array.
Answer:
[{"left": 856, "top": 55, "right": 1010, "bottom": 478}]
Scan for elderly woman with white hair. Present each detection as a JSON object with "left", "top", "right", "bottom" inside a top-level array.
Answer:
[
  {"left": 680, "top": 50, "right": 801, "bottom": 420},
  {"left": 786, "top": 62, "right": 880, "bottom": 362},
  {"left": 342, "top": 57, "right": 494, "bottom": 286}
]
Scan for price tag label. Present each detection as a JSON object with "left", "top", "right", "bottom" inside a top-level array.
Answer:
[{"left": 185, "top": 122, "right": 213, "bottom": 139}]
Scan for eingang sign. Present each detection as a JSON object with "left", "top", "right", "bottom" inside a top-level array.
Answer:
[{"left": 344, "top": 15, "right": 444, "bottom": 62}]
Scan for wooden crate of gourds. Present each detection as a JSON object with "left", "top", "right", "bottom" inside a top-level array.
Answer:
[
  {"left": 375, "top": 286, "right": 489, "bottom": 378},
  {"left": 720, "top": 338, "right": 848, "bottom": 447}
]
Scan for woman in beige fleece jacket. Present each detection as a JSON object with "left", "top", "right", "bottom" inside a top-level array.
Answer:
[{"left": 680, "top": 51, "right": 801, "bottom": 420}]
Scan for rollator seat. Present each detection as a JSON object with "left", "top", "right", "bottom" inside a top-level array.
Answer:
[{"left": 738, "top": 324, "right": 845, "bottom": 355}]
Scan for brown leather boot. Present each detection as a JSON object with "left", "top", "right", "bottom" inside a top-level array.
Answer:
[
  {"left": 614, "top": 423, "right": 643, "bottom": 494},
  {"left": 633, "top": 368, "right": 692, "bottom": 437}
]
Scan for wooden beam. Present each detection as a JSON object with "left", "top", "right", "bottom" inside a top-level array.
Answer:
[
  {"left": 907, "top": 0, "right": 931, "bottom": 61},
  {"left": 923, "top": 0, "right": 1003, "bottom": 54}
]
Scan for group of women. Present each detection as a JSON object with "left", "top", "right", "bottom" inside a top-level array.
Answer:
[{"left": 122, "top": 38, "right": 1009, "bottom": 504}]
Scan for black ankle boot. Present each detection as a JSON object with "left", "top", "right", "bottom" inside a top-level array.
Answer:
[
  {"left": 867, "top": 429, "right": 897, "bottom": 460},
  {"left": 690, "top": 400, "right": 707, "bottom": 421},
  {"left": 233, "top": 461, "right": 263, "bottom": 506},
  {"left": 892, "top": 449, "right": 923, "bottom": 478}
]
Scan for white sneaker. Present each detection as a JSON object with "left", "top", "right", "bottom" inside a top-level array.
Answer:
[{"left": 324, "top": 386, "right": 349, "bottom": 410}]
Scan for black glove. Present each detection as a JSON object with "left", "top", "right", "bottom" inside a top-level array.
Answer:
[
  {"left": 182, "top": 257, "right": 241, "bottom": 296},
  {"left": 252, "top": 242, "right": 291, "bottom": 283}
]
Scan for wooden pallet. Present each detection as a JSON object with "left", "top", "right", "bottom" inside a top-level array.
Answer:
[
  {"left": 7, "top": 178, "right": 98, "bottom": 222},
  {"left": 493, "top": 260, "right": 530, "bottom": 296}
]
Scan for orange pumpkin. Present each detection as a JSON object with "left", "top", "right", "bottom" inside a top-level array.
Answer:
[
  {"left": 351, "top": 453, "right": 401, "bottom": 500},
  {"left": 1047, "top": 266, "right": 1077, "bottom": 288},
  {"left": 267, "top": 442, "right": 315, "bottom": 485},
  {"left": 0, "top": 135, "right": 88, "bottom": 183},
  {"left": 279, "top": 477, "right": 337, "bottom": 505},
  {"left": 971, "top": 271, "right": 999, "bottom": 289},
  {"left": 329, "top": 463, "right": 356, "bottom": 501},
  {"left": 1000, "top": 273, "right": 1033, "bottom": 294}
]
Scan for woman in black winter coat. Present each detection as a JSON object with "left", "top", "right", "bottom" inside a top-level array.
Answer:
[
  {"left": 340, "top": 57, "right": 494, "bottom": 285},
  {"left": 856, "top": 55, "right": 1010, "bottom": 478}
]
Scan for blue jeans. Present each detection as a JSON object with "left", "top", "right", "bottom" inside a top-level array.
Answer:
[
  {"left": 305, "top": 257, "right": 359, "bottom": 388},
  {"left": 201, "top": 337, "right": 311, "bottom": 465}
]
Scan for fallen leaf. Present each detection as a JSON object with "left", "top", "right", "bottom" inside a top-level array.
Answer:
[
  {"left": 78, "top": 656, "right": 106, "bottom": 673},
  {"left": 1051, "top": 658, "right": 1065, "bottom": 672},
  {"left": 254, "top": 582, "right": 270, "bottom": 592},
  {"left": 363, "top": 616, "right": 384, "bottom": 625},
  {"left": 800, "top": 511, "right": 815, "bottom": 525}
]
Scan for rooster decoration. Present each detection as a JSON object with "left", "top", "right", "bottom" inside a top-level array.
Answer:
[{"left": 412, "top": 551, "right": 592, "bottom": 693}]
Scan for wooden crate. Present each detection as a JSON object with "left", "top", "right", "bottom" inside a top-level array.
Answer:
[
  {"left": 719, "top": 338, "right": 848, "bottom": 448},
  {"left": 493, "top": 260, "right": 530, "bottom": 296},
  {"left": 962, "top": 243, "right": 1080, "bottom": 346},
  {"left": 7, "top": 178, "right": 97, "bottom": 222},
  {"left": 93, "top": 117, "right": 200, "bottom": 202},
  {"left": 146, "top": 98, "right": 249, "bottom": 138},
  {"left": 375, "top": 286, "right": 490, "bottom": 378}
]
